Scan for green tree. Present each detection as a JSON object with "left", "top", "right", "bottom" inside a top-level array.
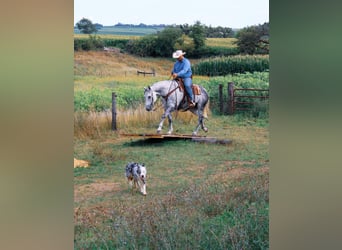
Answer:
[
  {"left": 155, "top": 27, "right": 182, "bottom": 57},
  {"left": 189, "top": 21, "right": 206, "bottom": 50},
  {"left": 236, "top": 22, "right": 269, "bottom": 54},
  {"left": 76, "top": 18, "right": 97, "bottom": 34},
  {"left": 125, "top": 27, "right": 182, "bottom": 57}
]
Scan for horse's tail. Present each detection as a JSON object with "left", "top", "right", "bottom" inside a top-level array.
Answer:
[{"left": 202, "top": 87, "right": 210, "bottom": 119}]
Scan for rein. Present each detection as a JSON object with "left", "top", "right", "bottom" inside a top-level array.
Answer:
[
  {"left": 150, "top": 80, "right": 181, "bottom": 111},
  {"left": 163, "top": 80, "right": 180, "bottom": 101}
]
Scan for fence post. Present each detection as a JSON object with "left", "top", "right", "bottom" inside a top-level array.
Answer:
[
  {"left": 112, "top": 92, "right": 117, "bottom": 130},
  {"left": 228, "top": 82, "right": 234, "bottom": 115},
  {"left": 219, "top": 84, "right": 223, "bottom": 114}
]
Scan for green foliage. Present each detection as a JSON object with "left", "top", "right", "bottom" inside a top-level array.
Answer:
[
  {"left": 189, "top": 21, "right": 206, "bottom": 50},
  {"left": 176, "top": 23, "right": 235, "bottom": 38},
  {"left": 195, "top": 72, "right": 269, "bottom": 115},
  {"left": 192, "top": 55, "right": 269, "bottom": 76},
  {"left": 155, "top": 27, "right": 183, "bottom": 57},
  {"left": 125, "top": 35, "right": 158, "bottom": 56},
  {"left": 188, "top": 46, "right": 239, "bottom": 58},
  {"left": 74, "top": 86, "right": 144, "bottom": 112},
  {"left": 74, "top": 72, "right": 269, "bottom": 115},
  {"left": 74, "top": 88, "right": 111, "bottom": 112},
  {"left": 126, "top": 27, "right": 183, "bottom": 57},
  {"left": 100, "top": 38, "right": 129, "bottom": 49},
  {"left": 74, "top": 36, "right": 104, "bottom": 51},
  {"left": 75, "top": 18, "right": 98, "bottom": 34},
  {"left": 203, "top": 46, "right": 239, "bottom": 57},
  {"left": 236, "top": 23, "right": 269, "bottom": 54},
  {"left": 205, "top": 26, "right": 235, "bottom": 38}
]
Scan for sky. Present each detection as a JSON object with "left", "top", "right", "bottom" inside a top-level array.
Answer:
[{"left": 74, "top": 0, "right": 269, "bottom": 29}]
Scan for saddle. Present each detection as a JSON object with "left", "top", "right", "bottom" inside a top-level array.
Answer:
[{"left": 175, "top": 78, "right": 201, "bottom": 96}]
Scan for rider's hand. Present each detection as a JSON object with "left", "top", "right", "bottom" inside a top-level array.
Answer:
[{"left": 172, "top": 73, "right": 177, "bottom": 79}]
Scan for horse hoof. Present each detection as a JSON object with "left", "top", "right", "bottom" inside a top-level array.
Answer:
[
  {"left": 157, "top": 130, "right": 161, "bottom": 134},
  {"left": 204, "top": 128, "right": 208, "bottom": 132},
  {"left": 167, "top": 131, "right": 172, "bottom": 135}
]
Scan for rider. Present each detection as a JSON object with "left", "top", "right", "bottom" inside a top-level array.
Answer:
[{"left": 171, "top": 50, "right": 195, "bottom": 107}]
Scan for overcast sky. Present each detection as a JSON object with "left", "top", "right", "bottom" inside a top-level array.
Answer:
[{"left": 74, "top": 0, "right": 269, "bottom": 28}]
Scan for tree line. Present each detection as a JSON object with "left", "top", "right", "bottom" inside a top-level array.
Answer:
[{"left": 75, "top": 18, "right": 269, "bottom": 57}]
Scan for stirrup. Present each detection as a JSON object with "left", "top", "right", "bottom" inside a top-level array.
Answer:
[{"left": 189, "top": 101, "right": 195, "bottom": 107}]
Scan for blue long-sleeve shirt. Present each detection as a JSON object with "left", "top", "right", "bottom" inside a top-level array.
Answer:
[{"left": 172, "top": 57, "right": 192, "bottom": 78}]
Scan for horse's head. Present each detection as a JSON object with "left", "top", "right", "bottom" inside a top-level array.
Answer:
[{"left": 144, "top": 86, "right": 157, "bottom": 111}]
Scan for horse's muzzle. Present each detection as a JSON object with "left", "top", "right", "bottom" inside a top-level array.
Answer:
[{"left": 145, "top": 106, "right": 152, "bottom": 111}]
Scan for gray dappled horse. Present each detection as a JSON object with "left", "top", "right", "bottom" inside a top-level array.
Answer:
[{"left": 144, "top": 80, "right": 209, "bottom": 135}]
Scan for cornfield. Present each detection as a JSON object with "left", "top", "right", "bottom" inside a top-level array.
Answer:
[{"left": 192, "top": 55, "right": 269, "bottom": 76}]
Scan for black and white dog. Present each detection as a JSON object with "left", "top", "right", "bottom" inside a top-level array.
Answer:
[{"left": 125, "top": 162, "right": 147, "bottom": 195}]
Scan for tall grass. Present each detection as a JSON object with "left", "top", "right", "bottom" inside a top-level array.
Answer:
[
  {"left": 74, "top": 111, "right": 269, "bottom": 249},
  {"left": 74, "top": 105, "right": 197, "bottom": 139},
  {"left": 74, "top": 167, "right": 269, "bottom": 249}
]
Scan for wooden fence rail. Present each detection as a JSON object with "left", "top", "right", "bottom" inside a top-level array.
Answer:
[
  {"left": 137, "top": 70, "right": 155, "bottom": 77},
  {"left": 218, "top": 82, "right": 269, "bottom": 115}
]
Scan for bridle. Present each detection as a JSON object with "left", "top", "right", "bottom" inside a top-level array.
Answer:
[{"left": 146, "top": 80, "right": 181, "bottom": 111}]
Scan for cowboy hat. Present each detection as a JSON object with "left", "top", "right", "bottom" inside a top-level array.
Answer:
[{"left": 172, "top": 50, "right": 186, "bottom": 58}]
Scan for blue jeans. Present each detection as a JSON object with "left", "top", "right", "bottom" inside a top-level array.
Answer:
[{"left": 183, "top": 77, "right": 194, "bottom": 101}]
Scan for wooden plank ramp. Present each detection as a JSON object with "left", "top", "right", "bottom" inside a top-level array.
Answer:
[{"left": 120, "top": 133, "right": 232, "bottom": 145}]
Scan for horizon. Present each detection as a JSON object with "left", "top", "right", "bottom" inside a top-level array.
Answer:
[
  {"left": 74, "top": 0, "right": 269, "bottom": 29},
  {"left": 74, "top": 20, "right": 268, "bottom": 30}
]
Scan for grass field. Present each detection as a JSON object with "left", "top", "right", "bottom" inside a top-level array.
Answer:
[
  {"left": 74, "top": 34, "right": 141, "bottom": 40},
  {"left": 74, "top": 51, "right": 269, "bottom": 249},
  {"left": 74, "top": 26, "right": 163, "bottom": 36},
  {"left": 206, "top": 37, "right": 237, "bottom": 48}
]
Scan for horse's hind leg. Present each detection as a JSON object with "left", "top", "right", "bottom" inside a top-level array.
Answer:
[
  {"left": 192, "top": 108, "right": 208, "bottom": 136},
  {"left": 201, "top": 117, "right": 208, "bottom": 133}
]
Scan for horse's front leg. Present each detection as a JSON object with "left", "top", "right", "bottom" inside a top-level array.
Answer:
[
  {"left": 166, "top": 112, "right": 173, "bottom": 134},
  {"left": 157, "top": 107, "right": 174, "bottom": 134},
  {"left": 156, "top": 113, "right": 166, "bottom": 134}
]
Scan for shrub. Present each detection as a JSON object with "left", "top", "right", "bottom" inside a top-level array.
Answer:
[{"left": 74, "top": 36, "right": 105, "bottom": 51}]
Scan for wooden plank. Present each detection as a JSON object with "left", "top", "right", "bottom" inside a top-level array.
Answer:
[
  {"left": 120, "top": 133, "right": 211, "bottom": 139},
  {"left": 120, "top": 133, "right": 232, "bottom": 145},
  {"left": 121, "top": 133, "right": 164, "bottom": 138}
]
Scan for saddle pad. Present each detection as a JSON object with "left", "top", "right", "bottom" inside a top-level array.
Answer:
[
  {"left": 177, "top": 80, "right": 201, "bottom": 95},
  {"left": 192, "top": 84, "right": 201, "bottom": 95}
]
